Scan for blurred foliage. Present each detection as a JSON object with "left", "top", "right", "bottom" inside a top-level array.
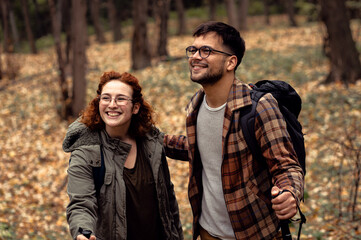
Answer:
[
  {"left": 0, "top": 222, "right": 16, "bottom": 240},
  {"left": 296, "top": 0, "right": 319, "bottom": 21},
  {"left": 239, "top": 45, "right": 326, "bottom": 86},
  {"left": 303, "top": 85, "right": 361, "bottom": 222}
]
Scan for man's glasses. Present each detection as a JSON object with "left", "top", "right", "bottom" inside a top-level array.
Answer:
[
  {"left": 186, "top": 46, "right": 233, "bottom": 59},
  {"left": 99, "top": 94, "right": 133, "bottom": 106}
]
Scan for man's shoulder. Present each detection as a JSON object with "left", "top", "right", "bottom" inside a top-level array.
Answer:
[{"left": 254, "top": 93, "right": 280, "bottom": 113}]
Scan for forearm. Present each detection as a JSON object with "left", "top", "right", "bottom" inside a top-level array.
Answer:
[
  {"left": 256, "top": 95, "right": 304, "bottom": 201},
  {"left": 163, "top": 134, "right": 189, "bottom": 161}
]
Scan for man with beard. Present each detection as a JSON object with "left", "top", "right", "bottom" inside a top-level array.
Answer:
[{"left": 164, "top": 22, "right": 304, "bottom": 240}]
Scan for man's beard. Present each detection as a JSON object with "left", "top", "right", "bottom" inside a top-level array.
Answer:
[{"left": 190, "top": 66, "right": 224, "bottom": 86}]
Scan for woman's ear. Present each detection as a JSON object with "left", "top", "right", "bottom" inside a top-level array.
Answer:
[{"left": 132, "top": 103, "right": 140, "bottom": 114}]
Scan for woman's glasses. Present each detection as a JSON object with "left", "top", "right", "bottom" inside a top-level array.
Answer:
[{"left": 99, "top": 94, "right": 133, "bottom": 106}]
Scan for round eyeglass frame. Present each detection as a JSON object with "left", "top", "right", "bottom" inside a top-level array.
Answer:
[
  {"left": 98, "top": 94, "right": 133, "bottom": 106},
  {"left": 186, "top": 46, "right": 233, "bottom": 59}
]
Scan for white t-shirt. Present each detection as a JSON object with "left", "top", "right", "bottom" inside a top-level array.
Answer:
[{"left": 197, "top": 96, "right": 235, "bottom": 240}]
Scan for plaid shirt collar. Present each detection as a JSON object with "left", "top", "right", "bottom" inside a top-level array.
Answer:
[{"left": 186, "top": 78, "right": 253, "bottom": 114}]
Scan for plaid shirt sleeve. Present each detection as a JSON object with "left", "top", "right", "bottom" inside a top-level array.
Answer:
[
  {"left": 163, "top": 134, "right": 189, "bottom": 161},
  {"left": 255, "top": 93, "right": 304, "bottom": 203}
]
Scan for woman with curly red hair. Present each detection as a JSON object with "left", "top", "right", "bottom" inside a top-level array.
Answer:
[{"left": 63, "top": 71, "right": 183, "bottom": 240}]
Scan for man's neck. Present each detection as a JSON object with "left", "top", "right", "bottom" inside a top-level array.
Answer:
[{"left": 202, "top": 75, "right": 235, "bottom": 108}]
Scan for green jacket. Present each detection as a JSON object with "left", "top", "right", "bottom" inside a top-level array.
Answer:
[{"left": 63, "top": 120, "right": 183, "bottom": 240}]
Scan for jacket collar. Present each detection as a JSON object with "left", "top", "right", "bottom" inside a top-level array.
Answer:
[
  {"left": 99, "top": 130, "right": 132, "bottom": 155},
  {"left": 227, "top": 78, "right": 253, "bottom": 111},
  {"left": 100, "top": 126, "right": 161, "bottom": 154}
]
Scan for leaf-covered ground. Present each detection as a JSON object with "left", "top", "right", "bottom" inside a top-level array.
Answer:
[{"left": 0, "top": 16, "right": 360, "bottom": 239}]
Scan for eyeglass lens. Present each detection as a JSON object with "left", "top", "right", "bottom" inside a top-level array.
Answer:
[
  {"left": 100, "top": 95, "right": 132, "bottom": 105},
  {"left": 186, "top": 46, "right": 211, "bottom": 58}
]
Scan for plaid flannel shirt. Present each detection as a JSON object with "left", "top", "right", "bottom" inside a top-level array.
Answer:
[{"left": 164, "top": 79, "right": 304, "bottom": 240}]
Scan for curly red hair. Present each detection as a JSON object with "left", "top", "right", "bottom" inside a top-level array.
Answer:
[{"left": 80, "top": 71, "right": 155, "bottom": 138}]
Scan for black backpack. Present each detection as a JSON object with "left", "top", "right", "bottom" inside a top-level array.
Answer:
[
  {"left": 239, "top": 80, "right": 306, "bottom": 239},
  {"left": 240, "top": 80, "right": 306, "bottom": 175}
]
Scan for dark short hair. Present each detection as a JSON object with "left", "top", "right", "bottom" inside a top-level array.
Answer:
[{"left": 193, "top": 21, "right": 245, "bottom": 70}]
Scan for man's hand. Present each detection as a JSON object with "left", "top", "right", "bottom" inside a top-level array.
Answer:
[
  {"left": 271, "top": 186, "right": 297, "bottom": 220},
  {"left": 76, "top": 234, "right": 96, "bottom": 240}
]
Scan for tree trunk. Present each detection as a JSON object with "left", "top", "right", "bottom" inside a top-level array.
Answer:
[
  {"left": 90, "top": 0, "right": 106, "bottom": 43},
  {"left": 282, "top": 0, "right": 298, "bottom": 27},
  {"left": 153, "top": 0, "right": 170, "bottom": 58},
  {"left": 209, "top": 0, "right": 217, "bottom": 21},
  {"left": 8, "top": 1, "right": 20, "bottom": 51},
  {"left": 71, "top": 0, "right": 87, "bottom": 117},
  {"left": 238, "top": 0, "right": 249, "bottom": 31},
  {"left": 0, "top": 0, "right": 11, "bottom": 52},
  {"left": 175, "top": 0, "right": 186, "bottom": 35},
  {"left": 0, "top": 47, "right": 2, "bottom": 80},
  {"left": 264, "top": 0, "right": 271, "bottom": 25},
  {"left": 352, "top": 162, "right": 360, "bottom": 221},
  {"left": 131, "top": 0, "right": 151, "bottom": 70},
  {"left": 225, "top": 0, "right": 239, "bottom": 30},
  {"left": 320, "top": 0, "right": 361, "bottom": 85},
  {"left": 31, "top": 0, "right": 43, "bottom": 37},
  {"left": 48, "top": 0, "right": 72, "bottom": 119},
  {"left": 107, "top": 0, "right": 122, "bottom": 41},
  {"left": 62, "top": 0, "right": 72, "bottom": 64},
  {"left": 21, "top": 0, "right": 37, "bottom": 54}
]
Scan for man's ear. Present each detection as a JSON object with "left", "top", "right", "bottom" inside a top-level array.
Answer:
[
  {"left": 132, "top": 103, "right": 140, "bottom": 114},
  {"left": 226, "top": 55, "right": 237, "bottom": 71}
]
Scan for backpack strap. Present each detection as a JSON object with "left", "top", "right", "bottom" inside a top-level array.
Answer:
[
  {"left": 239, "top": 89, "right": 266, "bottom": 163},
  {"left": 68, "top": 144, "right": 106, "bottom": 196},
  {"left": 282, "top": 190, "right": 307, "bottom": 240},
  {"left": 92, "top": 145, "right": 105, "bottom": 196}
]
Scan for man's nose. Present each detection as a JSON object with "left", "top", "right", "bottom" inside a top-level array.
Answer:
[{"left": 193, "top": 49, "right": 202, "bottom": 59}]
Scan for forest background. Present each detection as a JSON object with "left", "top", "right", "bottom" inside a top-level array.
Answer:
[{"left": 0, "top": 0, "right": 360, "bottom": 239}]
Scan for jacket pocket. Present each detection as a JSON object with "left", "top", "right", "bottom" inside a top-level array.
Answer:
[{"left": 99, "top": 172, "right": 113, "bottom": 204}]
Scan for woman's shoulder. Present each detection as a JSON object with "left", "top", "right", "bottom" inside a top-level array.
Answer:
[
  {"left": 63, "top": 119, "right": 101, "bottom": 153},
  {"left": 144, "top": 125, "right": 163, "bottom": 139}
]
